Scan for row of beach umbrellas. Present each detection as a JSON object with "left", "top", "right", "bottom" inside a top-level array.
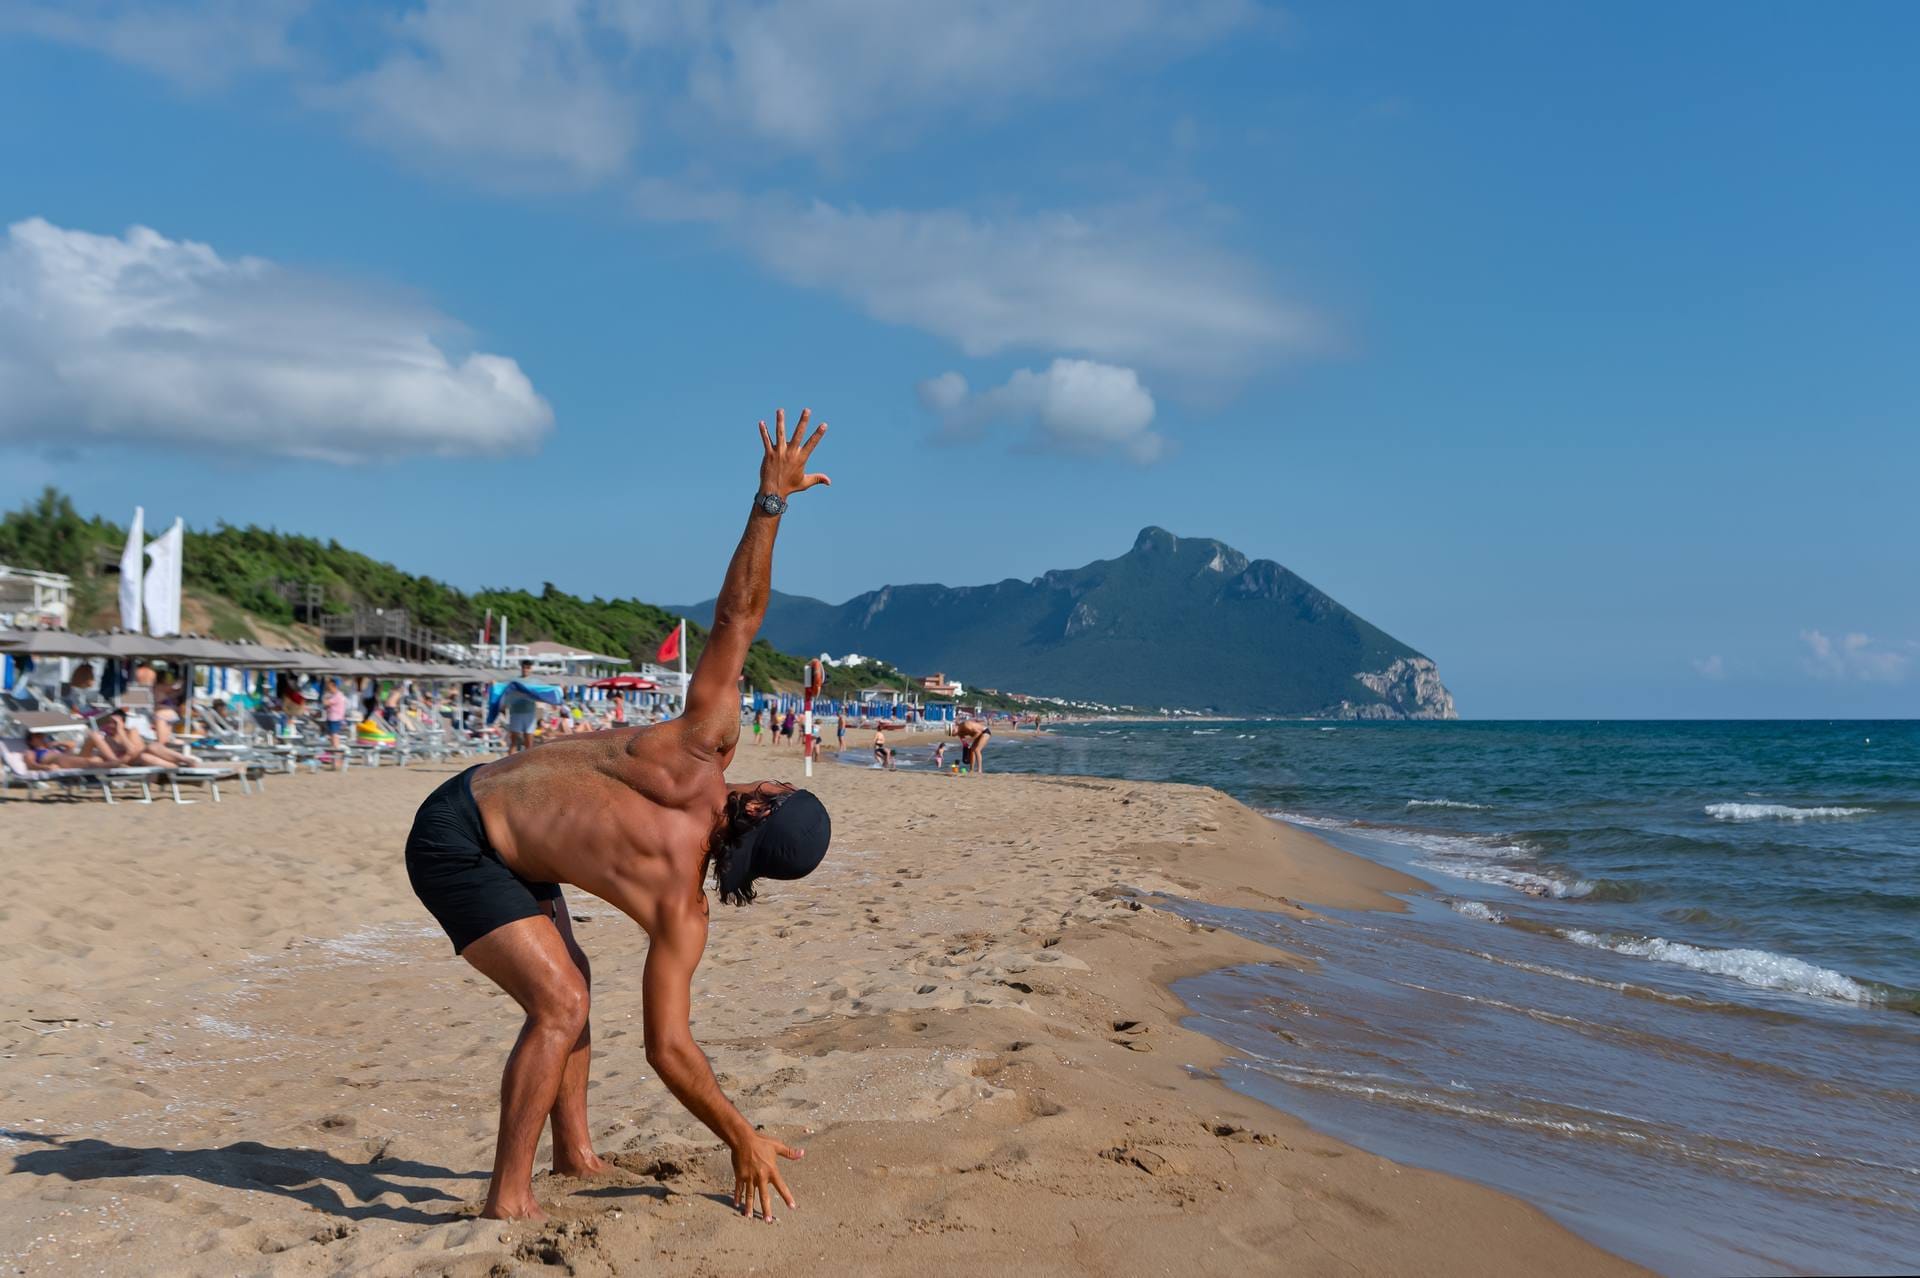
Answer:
[{"left": 0, "top": 628, "right": 537, "bottom": 684}]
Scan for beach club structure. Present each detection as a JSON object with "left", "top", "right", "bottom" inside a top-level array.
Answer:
[{"left": 0, "top": 621, "right": 702, "bottom": 803}]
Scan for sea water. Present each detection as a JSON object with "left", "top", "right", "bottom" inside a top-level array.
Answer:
[{"left": 985, "top": 721, "right": 1920, "bottom": 1276}]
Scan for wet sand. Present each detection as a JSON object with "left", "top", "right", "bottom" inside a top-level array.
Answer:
[{"left": 0, "top": 754, "right": 1642, "bottom": 1275}]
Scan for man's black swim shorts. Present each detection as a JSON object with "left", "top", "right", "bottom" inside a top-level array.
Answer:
[{"left": 405, "top": 765, "right": 562, "bottom": 954}]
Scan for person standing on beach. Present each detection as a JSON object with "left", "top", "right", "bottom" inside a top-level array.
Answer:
[
  {"left": 780, "top": 707, "right": 797, "bottom": 747},
  {"left": 751, "top": 706, "right": 764, "bottom": 746},
  {"left": 955, "top": 717, "right": 991, "bottom": 774},
  {"left": 835, "top": 715, "right": 847, "bottom": 753},
  {"left": 403, "top": 409, "right": 832, "bottom": 1223},
  {"left": 322, "top": 679, "right": 348, "bottom": 762},
  {"left": 502, "top": 660, "right": 540, "bottom": 753}
]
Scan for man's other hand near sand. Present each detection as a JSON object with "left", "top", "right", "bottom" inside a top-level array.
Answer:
[{"left": 402, "top": 409, "right": 833, "bottom": 1223}]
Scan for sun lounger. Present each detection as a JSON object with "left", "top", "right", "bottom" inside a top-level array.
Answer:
[
  {"left": 163, "top": 764, "right": 247, "bottom": 804},
  {"left": 0, "top": 739, "right": 163, "bottom": 804},
  {"left": 9, "top": 708, "right": 92, "bottom": 740}
]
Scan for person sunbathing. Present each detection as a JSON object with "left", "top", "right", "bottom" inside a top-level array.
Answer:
[
  {"left": 98, "top": 711, "right": 201, "bottom": 767},
  {"left": 22, "top": 730, "right": 117, "bottom": 771}
]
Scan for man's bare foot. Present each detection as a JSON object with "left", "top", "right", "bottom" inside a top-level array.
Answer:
[
  {"left": 552, "top": 1151, "right": 612, "bottom": 1178},
  {"left": 480, "top": 1195, "right": 548, "bottom": 1221}
]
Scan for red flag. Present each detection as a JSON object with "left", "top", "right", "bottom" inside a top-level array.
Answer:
[{"left": 656, "top": 624, "right": 681, "bottom": 664}]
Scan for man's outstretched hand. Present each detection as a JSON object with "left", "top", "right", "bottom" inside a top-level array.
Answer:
[
  {"left": 731, "top": 1131, "right": 804, "bottom": 1222},
  {"left": 759, "top": 407, "right": 830, "bottom": 499}
]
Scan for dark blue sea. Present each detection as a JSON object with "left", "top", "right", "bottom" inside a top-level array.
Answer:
[{"left": 972, "top": 721, "right": 1920, "bottom": 1276}]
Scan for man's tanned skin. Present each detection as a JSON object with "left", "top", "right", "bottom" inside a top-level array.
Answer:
[{"left": 460, "top": 409, "right": 829, "bottom": 1222}]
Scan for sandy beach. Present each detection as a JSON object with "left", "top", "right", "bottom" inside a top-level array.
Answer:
[{"left": 0, "top": 754, "right": 1641, "bottom": 1276}]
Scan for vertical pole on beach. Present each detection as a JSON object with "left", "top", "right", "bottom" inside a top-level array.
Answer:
[
  {"left": 676, "top": 619, "right": 687, "bottom": 715},
  {"left": 802, "top": 659, "right": 822, "bottom": 779}
]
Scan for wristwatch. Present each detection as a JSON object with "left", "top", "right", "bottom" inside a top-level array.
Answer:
[{"left": 754, "top": 491, "right": 788, "bottom": 517}]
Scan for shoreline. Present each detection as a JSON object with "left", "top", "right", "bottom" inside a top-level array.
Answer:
[{"left": 0, "top": 756, "right": 1640, "bottom": 1275}]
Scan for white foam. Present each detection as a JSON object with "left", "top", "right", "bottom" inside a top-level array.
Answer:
[
  {"left": 1450, "top": 900, "right": 1507, "bottom": 923},
  {"left": 1560, "top": 930, "right": 1880, "bottom": 1005},
  {"left": 1408, "top": 798, "right": 1492, "bottom": 811},
  {"left": 1705, "top": 802, "right": 1872, "bottom": 821},
  {"left": 1417, "top": 859, "right": 1595, "bottom": 899},
  {"left": 1268, "top": 810, "right": 1593, "bottom": 899}
]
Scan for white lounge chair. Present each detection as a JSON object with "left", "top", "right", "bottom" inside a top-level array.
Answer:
[{"left": 0, "top": 739, "right": 163, "bottom": 804}]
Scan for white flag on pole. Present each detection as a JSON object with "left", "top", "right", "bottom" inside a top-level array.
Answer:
[
  {"left": 143, "top": 518, "right": 184, "bottom": 636},
  {"left": 118, "top": 506, "right": 144, "bottom": 632}
]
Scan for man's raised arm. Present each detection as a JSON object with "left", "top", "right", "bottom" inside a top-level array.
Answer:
[{"left": 679, "top": 408, "right": 829, "bottom": 756}]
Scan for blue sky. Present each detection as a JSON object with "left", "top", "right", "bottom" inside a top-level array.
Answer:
[{"left": 1, "top": 1, "right": 1914, "bottom": 718}]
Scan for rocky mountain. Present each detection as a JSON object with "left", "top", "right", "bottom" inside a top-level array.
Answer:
[{"left": 685, "top": 528, "right": 1458, "bottom": 719}]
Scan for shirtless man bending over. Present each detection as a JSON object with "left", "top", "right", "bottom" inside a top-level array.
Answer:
[{"left": 403, "top": 409, "right": 832, "bottom": 1222}]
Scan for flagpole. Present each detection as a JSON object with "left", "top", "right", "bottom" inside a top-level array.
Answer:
[{"left": 676, "top": 618, "right": 687, "bottom": 713}]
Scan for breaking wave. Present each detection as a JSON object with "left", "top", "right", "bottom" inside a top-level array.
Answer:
[
  {"left": 1560, "top": 930, "right": 1881, "bottom": 1005},
  {"left": 1408, "top": 798, "right": 1492, "bottom": 811},
  {"left": 1450, "top": 900, "right": 1507, "bottom": 923},
  {"left": 1267, "top": 810, "right": 1596, "bottom": 900},
  {"left": 1705, "top": 803, "right": 1872, "bottom": 822}
]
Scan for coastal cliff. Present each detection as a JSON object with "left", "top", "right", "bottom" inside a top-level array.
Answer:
[{"left": 1323, "top": 656, "right": 1460, "bottom": 720}]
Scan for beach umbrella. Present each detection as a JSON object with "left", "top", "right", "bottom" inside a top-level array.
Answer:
[
  {"left": 0, "top": 629, "right": 117, "bottom": 658},
  {"left": 219, "top": 639, "right": 309, "bottom": 668},
  {"left": 161, "top": 635, "right": 246, "bottom": 663},
  {"left": 85, "top": 630, "right": 184, "bottom": 659},
  {"left": 590, "top": 674, "right": 659, "bottom": 690},
  {"left": 248, "top": 647, "right": 330, "bottom": 673}
]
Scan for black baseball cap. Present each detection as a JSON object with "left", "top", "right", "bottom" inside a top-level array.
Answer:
[{"left": 719, "top": 788, "right": 831, "bottom": 900}]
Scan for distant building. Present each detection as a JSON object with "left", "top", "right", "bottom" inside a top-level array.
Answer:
[
  {"left": 918, "top": 672, "right": 964, "bottom": 697},
  {"left": 0, "top": 564, "right": 71, "bottom": 629},
  {"left": 437, "top": 638, "right": 635, "bottom": 680}
]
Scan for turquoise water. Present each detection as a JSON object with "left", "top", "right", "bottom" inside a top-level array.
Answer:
[{"left": 981, "top": 721, "right": 1920, "bottom": 1276}]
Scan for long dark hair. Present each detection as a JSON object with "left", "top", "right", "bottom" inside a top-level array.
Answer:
[{"left": 704, "top": 784, "right": 790, "bottom": 906}]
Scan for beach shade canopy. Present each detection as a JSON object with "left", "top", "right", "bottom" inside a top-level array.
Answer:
[
  {"left": 85, "top": 630, "right": 187, "bottom": 659},
  {"left": 590, "top": 674, "right": 660, "bottom": 690},
  {"left": 164, "top": 634, "right": 251, "bottom": 664},
  {"left": 218, "top": 639, "right": 315, "bottom": 668},
  {"left": 0, "top": 628, "right": 118, "bottom": 658},
  {"left": 256, "top": 647, "right": 333, "bottom": 673}
]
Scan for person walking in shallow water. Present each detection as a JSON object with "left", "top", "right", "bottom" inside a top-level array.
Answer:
[{"left": 403, "top": 409, "right": 832, "bottom": 1222}]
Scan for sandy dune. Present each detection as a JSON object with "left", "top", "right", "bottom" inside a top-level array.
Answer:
[{"left": 0, "top": 753, "right": 1640, "bottom": 1275}]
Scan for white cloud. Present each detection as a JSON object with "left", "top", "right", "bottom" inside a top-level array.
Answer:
[
  {"left": 12, "top": 1, "right": 1258, "bottom": 171},
  {"left": 1692, "top": 654, "right": 1725, "bottom": 680},
  {"left": 1800, "top": 630, "right": 1913, "bottom": 684},
  {"left": 739, "top": 200, "right": 1320, "bottom": 377},
  {"left": 675, "top": 0, "right": 1256, "bottom": 151},
  {"left": 319, "top": 0, "right": 640, "bottom": 184},
  {"left": 918, "top": 359, "right": 1165, "bottom": 463},
  {"left": 0, "top": 0, "right": 306, "bottom": 89},
  {"left": 0, "top": 218, "right": 553, "bottom": 463},
  {"left": 8, "top": 3, "right": 1317, "bottom": 396}
]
